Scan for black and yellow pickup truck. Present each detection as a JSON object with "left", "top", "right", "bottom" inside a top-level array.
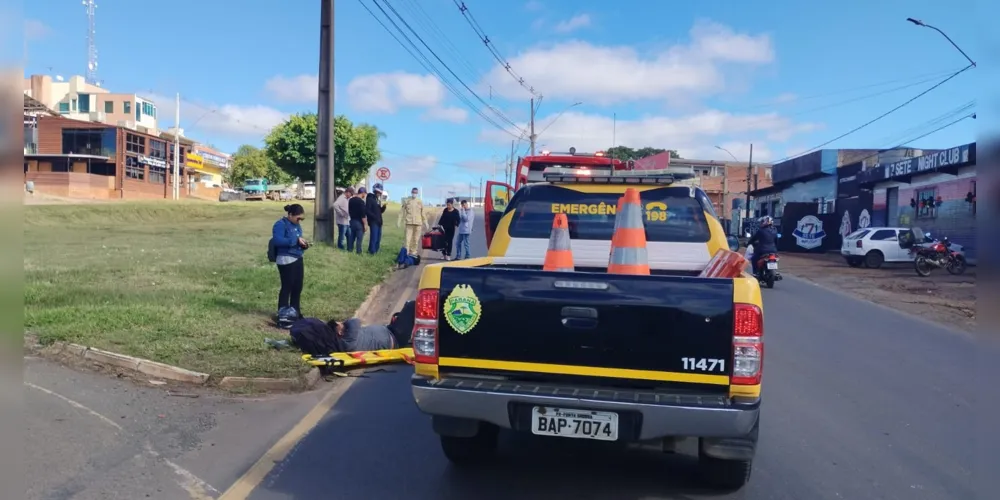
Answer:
[{"left": 410, "top": 170, "right": 763, "bottom": 491}]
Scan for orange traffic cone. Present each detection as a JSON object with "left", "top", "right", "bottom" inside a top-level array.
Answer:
[
  {"left": 608, "top": 188, "right": 650, "bottom": 275},
  {"left": 543, "top": 213, "right": 574, "bottom": 272}
]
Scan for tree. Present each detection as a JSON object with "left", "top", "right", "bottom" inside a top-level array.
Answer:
[
  {"left": 225, "top": 144, "right": 291, "bottom": 187},
  {"left": 605, "top": 146, "right": 680, "bottom": 160},
  {"left": 264, "top": 113, "right": 382, "bottom": 188}
]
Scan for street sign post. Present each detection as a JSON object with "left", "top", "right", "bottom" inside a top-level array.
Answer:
[{"left": 375, "top": 167, "right": 391, "bottom": 181}]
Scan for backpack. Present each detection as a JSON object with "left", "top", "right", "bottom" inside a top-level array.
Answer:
[
  {"left": 388, "top": 300, "right": 416, "bottom": 347},
  {"left": 267, "top": 238, "right": 278, "bottom": 263}
]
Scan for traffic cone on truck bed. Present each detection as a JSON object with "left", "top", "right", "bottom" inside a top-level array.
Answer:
[
  {"left": 543, "top": 213, "right": 575, "bottom": 272},
  {"left": 607, "top": 188, "right": 650, "bottom": 275},
  {"left": 698, "top": 249, "right": 747, "bottom": 278}
]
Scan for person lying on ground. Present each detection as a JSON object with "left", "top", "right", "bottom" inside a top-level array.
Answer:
[{"left": 329, "top": 317, "right": 410, "bottom": 352}]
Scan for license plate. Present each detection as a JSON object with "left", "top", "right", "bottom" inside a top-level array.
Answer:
[
  {"left": 766, "top": 262, "right": 778, "bottom": 270},
  {"left": 531, "top": 406, "right": 619, "bottom": 441}
]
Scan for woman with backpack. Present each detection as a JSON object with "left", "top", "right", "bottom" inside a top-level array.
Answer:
[{"left": 270, "top": 204, "right": 310, "bottom": 323}]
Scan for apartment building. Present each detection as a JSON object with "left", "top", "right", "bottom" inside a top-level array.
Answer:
[{"left": 23, "top": 74, "right": 159, "bottom": 133}]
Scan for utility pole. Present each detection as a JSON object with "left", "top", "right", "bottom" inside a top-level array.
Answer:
[
  {"left": 745, "top": 143, "right": 754, "bottom": 223},
  {"left": 722, "top": 166, "right": 729, "bottom": 231},
  {"left": 529, "top": 98, "right": 536, "bottom": 156},
  {"left": 173, "top": 93, "right": 180, "bottom": 200},
  {"left": 313, "top": 0, "right": 335, "bottom": 244},
  {"left": 509, "top": 139, "right": 516, "bottom": 184}
]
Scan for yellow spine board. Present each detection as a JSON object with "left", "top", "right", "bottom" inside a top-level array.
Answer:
[{"left": 302, "top": 348, "right": 415, "bottom": 369}]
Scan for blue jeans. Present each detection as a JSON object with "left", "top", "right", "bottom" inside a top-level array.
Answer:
[
  {"left": 368, "top": 224, "right": 383, "bottom": 255},
  {"left": 347, "top": 220, "right": 365, "bottom": 254},
  {"left": 337, "top": 223, "right": 351, "bottom": 250},
  {"left": 456, "top": 233, "right": 471, "bottom": 259}
]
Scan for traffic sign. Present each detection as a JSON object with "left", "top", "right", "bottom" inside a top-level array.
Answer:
[{"left": 375, "top": 167, "right": 391, "bottom": 181}]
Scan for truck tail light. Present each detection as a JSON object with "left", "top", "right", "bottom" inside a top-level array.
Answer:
[
  {"left": 731, "top": 303, "right": 763, "bottom": 386},
  {"left": 412, "top": 289, "right": 440, "bottom": 364}
]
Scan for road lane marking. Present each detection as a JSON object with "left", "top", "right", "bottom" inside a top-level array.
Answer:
[
  {"left": 24, "top": 381, "right": 123, "bottom": 431},
  {"left": 145, "top": 443, "right": 219, "bottom": 500},
  {"left": 217, "top": 377, "right": 359, "bottom": 499}
]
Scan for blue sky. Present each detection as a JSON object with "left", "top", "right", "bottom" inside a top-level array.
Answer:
[{"left": 24, "top": 0, "right": 982, "bottom": 202}]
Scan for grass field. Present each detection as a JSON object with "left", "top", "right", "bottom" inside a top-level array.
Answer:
[{"left": 24, "top": 200, "right": 405, "bottom": 379}]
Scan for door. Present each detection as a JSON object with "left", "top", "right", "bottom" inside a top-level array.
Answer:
[
  {"left": 484, "top": 180, "right": 512, "bottom": 248},
  {"left": 885, "top": 187, "right": 899, "bottom": 226}
]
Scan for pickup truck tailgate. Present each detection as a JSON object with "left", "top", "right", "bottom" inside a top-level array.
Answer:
[{"left": 436, "top": 267, "right": 734, "bottom": 394}]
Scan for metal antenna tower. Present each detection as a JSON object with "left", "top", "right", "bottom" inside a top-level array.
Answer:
[{"left": 83, "top": 0, "right": 99, "bottom": 85}]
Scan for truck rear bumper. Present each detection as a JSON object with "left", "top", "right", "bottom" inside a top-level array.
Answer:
[{"left": 412, "top": 376, "right": 759, "bottom": 441}]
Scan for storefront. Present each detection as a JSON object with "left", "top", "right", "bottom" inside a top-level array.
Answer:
[{"left": 858, "top": 142, "right": 976, "bottom": 261}]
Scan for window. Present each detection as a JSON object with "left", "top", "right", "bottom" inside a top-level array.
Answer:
[
  {"left": 149, "top": 139, "right": 167, "bottom": 160},
  {"left": 125, "top": 155, "right": 144, "bottom": 180},
  {"left": 78, "top": 93, "right": 90, "bottom": 113},
  {"left": 104, "top": 101, "right": 114, "bottom": 113},
  {"left": 58, "top": 102, "right": 69, "bottom": 113},
  {"left": 71, "top": 99, "right": 77, "bottom": 111},
  {"left": 846, "top": 229, "right": 871, "bottom": 240},
  {"left": 126, "top": 133, "right": 145, "bottom": 154},
  {"left": 124, "top": 101, "right": 131, "bottom": 114},
  {"left": 870, "top": 229, "right": 898, "bottom": 241},
  {"left": 505, "top": 185, "right": 712, "bottom": 243},
  {"left": 148, "top": 163, "right": 166, "bottom": 184},
  {"left": 915, "top": 187, "right": 937, "bottom": 219},
  {"left": 62, "top": 129, "right": 107, "bottom": 156}
]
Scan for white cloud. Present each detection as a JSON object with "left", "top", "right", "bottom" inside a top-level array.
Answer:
[
  {"left": 149, "top": 93, "right": 289, "bottom": 139},
  {"left": 422, "top": 106, "right": 468, "bottom": 123},
  {"left": 480, "top": 110, "right": 819, "bottom": 162},
  {"left": 553, "top": 14, "right": 591, "bottom": 34},
  {"left": 265, "top": 74, "right": 317, "bottom": 103},
  {"left": 714, "top": 142, "right": 774, "bottom": 163},
  {"left": 346, "top": 72, "right": 444, "bottom": 113},
  {"left": 377, "top": 154, "right": 441, "bottom": 187},
  {"left": 24, "top": 19, "right": 49, "bottom": 40},
  {"left": 481, "top": 21, "right": 774, "bottom": 105}
]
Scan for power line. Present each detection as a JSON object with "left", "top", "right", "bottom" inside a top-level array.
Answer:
[
  {"left": 872, "top": 100, "right": 975, "bottom": 146},
  {"left": 734, "top": 66, "right": 965, "bottom": 112},
  {"left": 849, "top": 108, "right": 976, "bottom": 168},
  {"left": 452, "top": 0, "right": 540, "bottom": 98},
  {"left": 396, "top": 0, "right": 483, "bottom": 84},
  {"left": 771, "top": 64, "right": 974, "bottom": 164},
  {"left": 372, "top": 0, "right": 523, "bottom": 132},
  {"left": 357, "top": 0, "right": 519, "bottom": 138}
]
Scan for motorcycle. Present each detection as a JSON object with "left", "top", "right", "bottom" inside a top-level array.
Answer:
[
  {"left": 911, "top": 233, "right": 966, "bottom": 277},
  {"left": 744, "top": 232, "right": 783, "bottom": 289}
]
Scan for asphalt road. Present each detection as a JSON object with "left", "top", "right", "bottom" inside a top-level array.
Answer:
[
  {"left": 23, "top": 356, "right": 331, "bottom": 500},
  {"left": 242, "top": 221, "right": 999, "bottom": 500}
]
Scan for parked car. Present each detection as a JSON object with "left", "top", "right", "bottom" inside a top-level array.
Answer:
[{"left": 841, "top": 227, "right": 965, "bottom": 269}]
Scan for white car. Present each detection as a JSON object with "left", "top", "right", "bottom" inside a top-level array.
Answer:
[{"left": 841, "top": 227, "right": 965, "bottom": 269}]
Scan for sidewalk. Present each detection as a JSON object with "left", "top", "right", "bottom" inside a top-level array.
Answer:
[{"left": 778, "top": 253, "right": 976, "bottom": 332}]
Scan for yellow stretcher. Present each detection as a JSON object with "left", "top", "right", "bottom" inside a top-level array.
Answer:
[{"left": 302, "top": 348, "right": 414, "bottom": 370}]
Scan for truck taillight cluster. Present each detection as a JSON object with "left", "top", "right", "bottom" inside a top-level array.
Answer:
[
  {"left": 731, "top": 303, "right": 763, "bottom": 386},
  {"left": 412, "top": 289, "right": 440, "bottom": 364}
]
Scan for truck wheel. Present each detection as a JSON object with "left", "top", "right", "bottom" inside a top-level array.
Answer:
[
  {"left": 440, "top": 424, "right": 498, "bottom": 466},
  {"left": 699, "top": 456, "right": 753, "bottom": 491}
]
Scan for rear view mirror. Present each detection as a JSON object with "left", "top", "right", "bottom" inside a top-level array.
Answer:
[{"left": 726, "top": 236, "right": 740, "bottom": 252}]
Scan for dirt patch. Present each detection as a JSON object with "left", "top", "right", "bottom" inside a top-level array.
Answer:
[{"left": 779, "top": 253, "right": 976, "bottom": 332}]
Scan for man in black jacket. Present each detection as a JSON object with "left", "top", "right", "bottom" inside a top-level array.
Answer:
[
  {"left": 366, "top": 183, "right": 388, "bottom": 254},
  {"left": 347, "top": 187, "right": 367, "bottom": 254},
  {"left": 747, "top": 216, "right": 778, "bottom": 274}
]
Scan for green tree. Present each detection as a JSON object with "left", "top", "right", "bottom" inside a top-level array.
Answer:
[
  {"left": 605, "top": 146, "right": 680, "bottom": 160},
  {"left": 264, "top": 113, "right": 382, "bottom": 188},
  {"left": 225, "top": 144, "right": 290, "bottom": 187}
]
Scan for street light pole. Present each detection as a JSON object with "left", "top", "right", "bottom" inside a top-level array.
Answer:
[
  {"left": 906, "top": 18, "right": 976, "bottom": 67},
  {"left": 314, "top": 0, "right": 335, "bottom": 244}
]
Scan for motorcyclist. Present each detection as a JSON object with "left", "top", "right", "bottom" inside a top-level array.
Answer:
[{"left": 747, "top": 216, "right": 778, "bottom": 275}]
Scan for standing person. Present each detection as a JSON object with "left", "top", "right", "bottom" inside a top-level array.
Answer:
[
  {"left": 456, "top": 199, "right": 475, "bottom": 260},
  {"left": 437, "top": 198, "right": 460, "bottom": 260},
  {"left": 347, "top": 187, "right": 367, "bottom": 255},
  {"left": 366, "top": 183, "right": 388, "bottom": 255},
  {"left": 333, "top": 187, "right": 352, "bottom": 250},
  {"left": 398, "top": 187, "right": 427, "bottom": 257},
  {"left": 272, "top": 204, "right": 310, "bottom": 320}
]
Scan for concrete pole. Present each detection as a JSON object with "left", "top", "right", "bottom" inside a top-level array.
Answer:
[
  {"left": 173, "top": 93, "right": 180, "bottom": 200},
  {"left": 313, "top": 0, "right": 335, "bottom": 244},
  {"left": 529, "top": 98, "right": 536, "bottom": 156}
]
